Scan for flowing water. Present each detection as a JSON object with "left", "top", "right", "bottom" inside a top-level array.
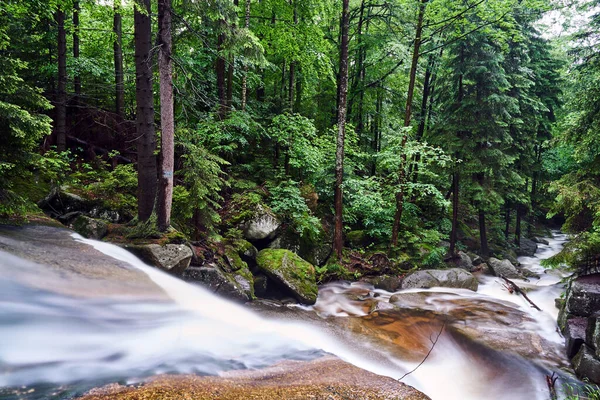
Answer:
[{"left": 0, "top": 228, "right": 577, "bottom": 399}]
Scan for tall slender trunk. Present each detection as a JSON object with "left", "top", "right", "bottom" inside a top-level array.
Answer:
[
  {"left": 333, "top": 0, "right": 350, "bottom": 261},
  {"left": 371, "top": 84, "right": 382, "bottom": 176},
  {"left": 391, "top": 0, "right": 427, "bottom": 247},
  {"left": 134, "top": 0, "right": 158, "bottom": 222},
  {"left": 288, "top": 0, "right": 297, "bottom": 112},
  {"left": 241, "top": 0, "right": 251, "bottom": 110},
  {"left": 505, "top": 200, "right": 511, "bottom": 240},
  {"left": 349, "top": 0, "right": 366, "bottom": 131},
  {"left": 216, "top": 23, "right": 227, "bottom": 119},
  {"left": 73, "top": 1, "right": 81, "bottom": 97},
  {"left": 157, "top": 0, "right": 174, "bottom": 231},
  {"left": 226, "top": 0, "right": 239, "bottom": 112},
  {"left": 55, "top": 8, "right": 67, "bottom": 152},
  {"left": 449, "top": 172, "right": 460, "bottom": 255},
  {"left": 114, "top": 1, "right": 125, "bottom": 116},
  {"left": 515, "top": 205, "right": 522, "bottom": 247},
  {"left": 479, "top": 209, "right": 489, "bottom": 258}
]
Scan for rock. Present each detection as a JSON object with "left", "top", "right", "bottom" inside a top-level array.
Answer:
[
  {"left": 468, "top": 252, "right": 483, "bottom": 266},
  {"left": 241, "top": 205, "right": 281, "bottom": 241},
  {"left": 256, "top": 249, "right": 318, "bottom": 305},
  {"left": 565, "top": 274, "right": 600, "bottom": 317},
  {"left": 363, "top": 275, "right": 403, "bottom": 292},
  {"left": 77, "top": 356, "right": 430, "bottom": 400},
  {"left": 474, "top": 263, "right": 491, "bottom": 275},
  {"left": 57, "top": 211, "right": 82, "bottom": 225},
  {"left": 89, "top": 207, "right": 121, "bottom": 223},
  {"left": 521, "top": 267, "right": 540, "bottom": 279},
  {"left": 345, "top": 230, "right": 370, "bottom": 248},
  {"left": 183, "top": 264, "right": 253, "bottom": 302},
  {"left": 38, "top": 188, "right": 92, "bottom": 217},
  {"left": 128, "top": 244, "right": 193, "bottom": 274},
  {"left": 516, "top": 238, "right": 538, "bottom": 257},
  {"left": 236, "top": 239, "right": 258, "bottom": 262},
  {"left": 502, "top": 250, "right": 520, "bottom": 267},
  {"left": 455, "top": 251, "right": 473, "bottom": 271},
  {"left": 71, "top": 215, "right": 108, "bottom": 240},
  {"left": 488, "top": 257, "right": 523, "bottom": 279},
  {"left": 253, "top": 274, "right": 269, "bottom": 298},
  {"left": 589, "top": 317, "right": 600, "bottom": 359},
  {"left": 268, "top": 228, "right": 331, "bottom": 267},
  {"left": 572, "top": 344, "right": 600, "bottom": 384},
  {"left": 565, "top": 317, "right": 588, "bottom": 359},
  {"left": 401, "top": 268, "right": 478, "bottom": 291},
  {"left": 533, "top": 237, "right": 550, "bottom": 245}
]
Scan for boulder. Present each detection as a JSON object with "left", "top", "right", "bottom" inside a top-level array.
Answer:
[
  {"left": 183, "top": 264, "right": 254, "bottom": 302},
  {"left": 269, "top": 228, "right": 331, "bottom": 267},
  {"left": 572, "top": 344, "right": 600, "bottom": 384},
  {"left": 468, "top": 252, "right": 483, "bottom": 266},
  {"left": 401, "top": 268, "right": 478, "bottom": 291},
  {"left": 565, "top": 274, "right": 600, "bottom": 317},
  {"left": 589, "top": 317, "right": 600, "bottom": 359},
  {"left": 38, "top": 188, "right": 93, "bottom": 217},
  {"left": 253, "top": 274, "right": 269, "bottom": 298},
  {"left": 71, "top": 215, "right": 108, "bottom": 240},
  {"left": 501, "top": 250, "right": 520, "bottom": 267},
  {"left": 516, "top": 238, "right": 538, "bottom": 257},
  {"left": 89, "top": 207, "right": 121, "bottom": 223},
  {"left": 521, "top": 267, "right": 540, "bottom": 279},
  {"left": 128, "top": 244, "right": 193, "bottom": 274},
  {"left": 565, "top": 317, "right": 588, "bottom": 359},
  {"left": 488, "top": 257, "right": 523, "bottom": 279},
  {"left": 455, "top": 251, "right": 473, "bottom": 271},
  {"left": 532, "top": 237, "right": 550, "bottom": 245},
  {"left": 256, "top": 249, "right": 318, "bottom": 304},
  {"left": 363, "top": 274, "right": 403, "bottom": 292},
  {"left": 241, "top": 205, "right": 280, "bottom": 241}
]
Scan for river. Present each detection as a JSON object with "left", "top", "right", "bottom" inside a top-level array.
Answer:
[{"left": 0, "top": 227, "right": 576, "bottom": 399}]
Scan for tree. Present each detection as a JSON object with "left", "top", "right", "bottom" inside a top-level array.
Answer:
[
  {"left": 114, "top": 0, "right": 125, "bottom": 116},
  {"left": 55, "top": 6, "right": 67, "bottom": 152},
  {"left": 157, "top": 0, "right": 175, "bottom": 231},
  {"left": 134, "top": 0, "right": 157, "bottom": 222},
  {"left": 333, "top": 0, "right": 350, "bottom": 261}
]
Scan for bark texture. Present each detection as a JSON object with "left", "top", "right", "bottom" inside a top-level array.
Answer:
[{"left": 55, "top": 8, "right": 67, "bottom": 152}]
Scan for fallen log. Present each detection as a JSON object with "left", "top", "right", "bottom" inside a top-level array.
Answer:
[{"left": 500, "top": 275, "right": 542, "bottom": 311}]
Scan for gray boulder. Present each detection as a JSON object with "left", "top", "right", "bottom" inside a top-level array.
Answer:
[
  {"left": 456, "top": 251, "right": 473, "bottom": 271},
  {"left": 565, "top": 317, "right": 588, "bottom": 359},
  {"left": 362, "top": 275, "right": 403, "bottom": 292},
  {"left": 183, "top": 264, "right": 254, "bottom": 302},
  {"left": 516, "top": 238, "right": 538, "bottom": 257},
  {"left": 533, "top": 237, "right": 550, "bottom": 245},
  {"left": 565, "top": 274, "right": 600, "bottom": 317},
  {"left": 70, "top": 215, "right": 108, "bottom": 240},
  {"left": 589, "top": 317, "right": 600, "bottom": 359},
  {"left": 242, "top": 205, "right": 281, "bottom": 241},
  {"left": 128, "top": 244, "right": 193, "bottom": 274},
  {"left": 488, "top": 257, "right": 523, "bottom": 279},
  {"left": 268, "top": 228, "right": 331, "bottom": 267},
  {"left": 572, "top": 344, "right": 600, "bottom": 384},
  {"left": 401, "top": 268, "right": 478, "bottom": 291},
  {"left": 256, "top": 249, "right": 318, "bottom": 304}
]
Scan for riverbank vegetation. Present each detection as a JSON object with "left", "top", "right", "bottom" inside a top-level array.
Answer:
[{"left": 0, "top": 0, "right": 598, "bottom": 277}]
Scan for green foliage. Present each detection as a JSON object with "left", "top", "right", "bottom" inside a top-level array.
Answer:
[{"left": 267, "top": 179, "right": 322, "bottom": 241}]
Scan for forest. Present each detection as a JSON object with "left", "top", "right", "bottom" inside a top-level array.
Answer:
[{"left": 2, "top": 0, "right": 599, "bottom": 273}]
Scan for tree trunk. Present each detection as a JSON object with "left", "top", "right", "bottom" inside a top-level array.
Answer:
[
  {"left": 333, "top": 0, "right": 350, "bottom": 261},
  {"left": 391, "top": 0, "right": 427, "bottom": 247},
  {"left": 241, "top": 0, "right": 251, "bottom": 110},
  {"left": 479, "top": 209, "right": 489, "bottom": 258},
  {"left": 449, "top": 172, "right": 460, "bottom": 255},
  {"left": 157, "top": 0, "right": 174, "bottom": 232},
  {"left": 226, "top": 0, "right": 239, "bottom": 113},
  {"left": 515, "top": 205, "right": 522, "bottom": 247},
  {"left": 73, "top": 1, "right": 81, "bottom": 96},
  {"left": 134, "top": 0, "right": 158, "bottom": 222},
  {"left": 55, "top": 8, "right": 67, "bottom": 152},
  {"left": 505, "top": 200, "right": 511, "bottom": 240},
  {"left": 114, "top": 1, "right": 125, "bottom": 116},
  {"left": 216, "top": 24, "right": 227, "bottom": 119}
]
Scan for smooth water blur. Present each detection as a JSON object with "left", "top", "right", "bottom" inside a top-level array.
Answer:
[{"left": 0, "top": 231, "right": 574, "bottom": 400}]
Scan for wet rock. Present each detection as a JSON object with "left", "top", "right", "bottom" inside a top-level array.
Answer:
[
  {"left": 516, "top": 238, "right": 538, "bottom": 257},
  {"left": 183, "top": 264, "right": 253, "bottom": 302},
  {"left": 128, "top": 244, "right": 193, "bottom": 274},
  {"left": 363, "top": 275, "right": 403, "bottom": 292},
  {"left": 565, "top": 317, "right": 588, "bottom": 359},
  {"left": 57, "top": 211, "right": 82, "bottom": 225},
  {"left": 488, "top": 257, "right": 523, "bottom": 279},
  {"left": 77, "top": 356, "right": 430, "bottom": 400},
  {"left": 533, "top": 237, "right": 550, "bottom": 245},
  {"left": 38, "top": 188, "right": 92, "bottom": 217},
  {"left": 521, "top": 267, "right": 540, "bottom": 279},
  {"left": 501, "top": 250, "right": 520, "bottom": 267},
  {"left": 451, "top": 251, "right": 473, "bottom": 271},
  {"left": 401, "top": 268, "right": 478, "bottom": 291},
  {"left": 242, "top": 205, "right": 281, "bottom": 241},
  {"left": 468, "top": 252, "right": 483, "bottom": 266},
  {"left": 253, "top": 274, "right": 269, "bottom": 298},
  {"left": 71, "top": 215, "right": 108, "bottom": 240},
  {"left": 269, "top": 227, "right": 331, "bottom": 267},
  {"left": 256, "top": 249, "right": 318, "bottom": 305},
  {"left": 572, "top": 344, "right": 600, "bottom": 384},
  {"left": 589, "top": 317, "right": 600, "bottom": 358},
  {"left": 565, "top": 274, "right": 600, "bottom": 317}
]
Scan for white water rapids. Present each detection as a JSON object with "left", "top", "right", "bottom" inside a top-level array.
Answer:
[{"left": 0, "top": 230, "right": 576, "bottom": 399}]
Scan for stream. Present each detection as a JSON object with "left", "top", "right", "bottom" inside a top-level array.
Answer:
[{"left": 0, "top": 227, "right": 577, "bottom": 399}]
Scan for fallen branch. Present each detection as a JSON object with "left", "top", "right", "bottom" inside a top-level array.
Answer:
[
  {"left": 500, "top": 276, "right": 542, "bottom": 311},
  {"left": 546, "top": 372, "right": 558, "bottom": 400},
  {"left": 398, "top": 320, "right": 446, "bottom": 381}
]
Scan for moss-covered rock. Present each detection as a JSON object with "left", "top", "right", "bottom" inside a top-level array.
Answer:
[
  {"left": 183, "top": 263, "right": 254, "bottom": 302},
  {"left": 345, "top": 230, "right": 370, "bottom": 248},
  {"left": 256, "top": 249, "right": 318, "bottom": 304},
  {"left": 71, "top": 215, "right": 108, "bottom": 240}
]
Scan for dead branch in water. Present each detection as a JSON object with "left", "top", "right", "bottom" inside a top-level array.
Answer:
[
  {"left": 546, "top": 372, "right": 558, "bottom": 400},
  {"left": 500, "top": 276, "right": 542, "bottom": 311},
  {"left": 398, "top": 321, "right": 446, "bottom": 382}
]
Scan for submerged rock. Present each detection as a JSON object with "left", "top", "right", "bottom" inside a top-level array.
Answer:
[
  {"left": 401, "top": 268, "right": 478, "bottom": 291},
  {"left": 77, "top": 356, "right": 430, "bottom": 400},
  {"left": 488, "top": 257, "right": 523, "bottom": 279},
  {"left": 256, "top": 249, "right": 318, "bottom": 304},
  {"left": 128, "top": 244, "right": 193, "bottom": 274}
]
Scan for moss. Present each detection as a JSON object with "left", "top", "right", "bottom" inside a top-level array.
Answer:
[
  {"left": 222, "top": 245, "right": 247, "bottom": 272},
  {"left": 256, "top": 249, "right": 318, "bottom": 304}
]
